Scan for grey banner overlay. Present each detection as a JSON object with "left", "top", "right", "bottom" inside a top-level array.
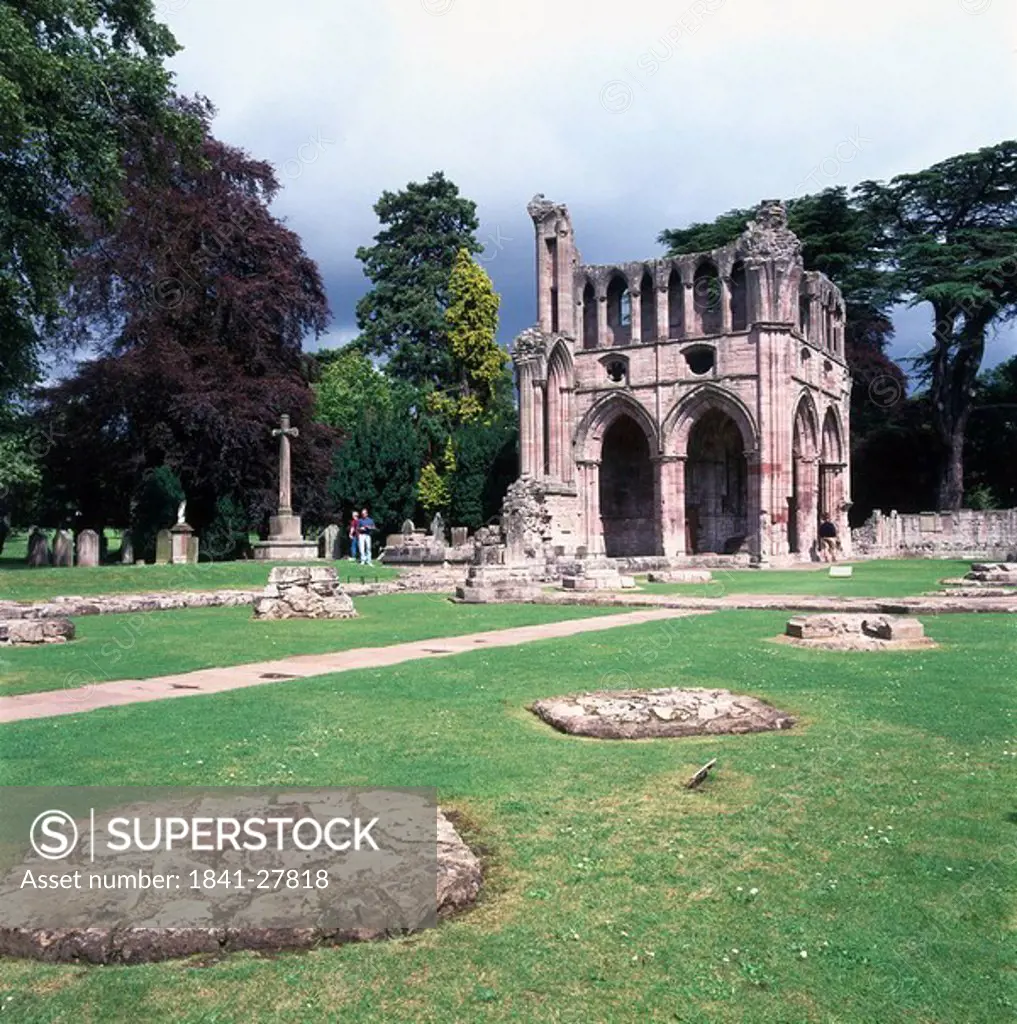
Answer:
[{"left": 0, "top": 787, "right": 437, "bottom": 932}]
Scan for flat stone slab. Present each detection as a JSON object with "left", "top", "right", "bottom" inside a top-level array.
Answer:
[
  {"left": 0, "top": 808, "right": 480, "bottom": 965},
  {"left": 965, "top": 563, "right": 1017, "bottom": 585},
  {"left": 0, "top": 619, "right": 75, "bottom": 645},
  {"left": 646, "top": 570, "right": 713, "bottom": 584},
  {"left": 530, "top": 687, "right": 794, "bottom": 740},
  {"left": 780, "top": 613, "right": 935, "bottom": 651}
]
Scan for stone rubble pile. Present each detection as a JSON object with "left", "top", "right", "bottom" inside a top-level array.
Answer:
[
  {"left": 252, "top": 566, "right": 357, "bottom": 620},
  {"left": 0, "top": 619, "right": 75, "bottom": 645},
  {"left": 782, "top": 613, "right": 933, "bottom": 649}
]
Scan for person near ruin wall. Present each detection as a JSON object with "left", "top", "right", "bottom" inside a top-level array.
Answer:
[
  {"left": 358, "top": 508, "right": 375, "bottom": 565},
  {"left": 348, "top": 510, "right": 360, "bottom": 561},
  {"left": 819, "top": 516, "right": 838, "bottom": 562}
]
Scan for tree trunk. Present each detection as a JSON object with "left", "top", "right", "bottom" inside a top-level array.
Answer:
[{"left": 936, "top": 425, "right": 966, "bottom": 511}]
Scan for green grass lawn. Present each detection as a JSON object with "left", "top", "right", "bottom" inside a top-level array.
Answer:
[
  {"left": 0, "top": 609, "right": 1013, "bottom": 1022},
  {"left": 638, "top": 558, "right": 973, "bottom": 599},
  {"left": 0, "top": 595, "right": 619, "bottom": 697},
  {"left": 0, "top": 553, "right": 400, "bottom": 603}
]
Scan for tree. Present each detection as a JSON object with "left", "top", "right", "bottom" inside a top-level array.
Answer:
[
  {"left": 433, "top": 249, "right": 508, "bottom": 423},
  {"left": 314, "top": 344, "right": 392, "bottom": 435},
  {"left": 0, "top": 1, "right": 197, "bottom": 398},
  {"left": 355, "top": 172, "right": 481, "bottom": 387},
  {"left": 964, "top": 355, "right": 1017, "bottom": 508},
  {"left": 447, "top": 415, "right": 518, "bottom": 530},
  {"left": 857, "top": 141, "right": 1017, "bottom": 508},
  {"left": 36, "top": 98, "right": 335, "bottom": 537},
  {"left": 328, "top": 393, "right": 421, "bottom": 539}
]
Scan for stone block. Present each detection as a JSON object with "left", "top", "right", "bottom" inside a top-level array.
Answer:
[
  {"left": 155, "top": 530, "right": 172, "bottom": 565},
  {"left": 252, "top": 565, "right": 356, "bottom": 620},
  {"left": 861, "top": 616, "right": 925, "bottom": 641},
  {"left": 828, "top": 565, "right": 853, "bottom": 577},
  {"left": 646, "top": 570, "right": 713, "bottom": 584}
]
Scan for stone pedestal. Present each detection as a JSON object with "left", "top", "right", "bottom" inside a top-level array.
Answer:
[
  {"left": 170, "top": 523, "right": 196, "bottom": 565},
  {"left": 560, "top": 558, "right": 636, "bottom": 591},
  {"left": 253, "top": 514, "right": 319, "bottom": 562}
]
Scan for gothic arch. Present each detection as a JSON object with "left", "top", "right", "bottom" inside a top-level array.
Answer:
[
  {"left": 792, "top": 391, "right": 820, "bottom": 457},
  {"left": 662, "top": 385, "right": 758, "bottom": 458},
  {"left": 544, "top": 340, "right": 574, "bottom": 480},
  {"left": 821, "top": 406, "right": 844, "bottom": 464},
  {"left": 574, "top": 392, "right": 659, "bottom": 463}
]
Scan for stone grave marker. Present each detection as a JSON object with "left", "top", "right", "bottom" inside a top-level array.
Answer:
[
  {"left": 450, "top": 526, "right": 469, "bottom": 548},
  {"left": 120, "top": 530, "right": 134, "bottom": 565},
  {"left": 27, "top": 529, "right": 50, "bottom": 567},
  {"left": 52, "top": 530, "right": 73, "bottom": 567},
  {"left": 320, "top": 524, "right": 342, "bottom": 560},
  {"left": 75, "top": 529, "right": 100, "bottom": 567},
  {"left": 829, "top": 565, "right": 853, "bottom": 578},
  {"left": 155, "top": 529, "right": 172, "bottom": 565},
  {"left": 430, "top": 513, "right": 446, "bottom": 544},
  {"left": 186, "top": 535, "right": 200, "bottom": 564}
]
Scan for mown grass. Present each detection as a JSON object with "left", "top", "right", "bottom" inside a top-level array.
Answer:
[
  {"left": 638, "top": 558, "right": 973, "bottom": 599},
  {"left": 0, "top": 595, "right": 618, "bottom": 697},
  {"left": 0, "top": 610, "right": 1013, "bottom": 1022},
  {"left": 0, "top": 551, "right": 399, "bottom": 603}
]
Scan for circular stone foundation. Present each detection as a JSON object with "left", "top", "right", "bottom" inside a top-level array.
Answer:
[
  {"left": 530, "top": 688, "right": 794, "bottom": 740},
  {"left": 0, "top": 808, "right": 480, "bottom": 964},
  {"left": 777, "top": 613, "right": 936, "bottom": 651}
]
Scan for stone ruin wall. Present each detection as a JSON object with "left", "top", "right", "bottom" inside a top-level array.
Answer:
[{"left": 851, "top": 508, "right": 1017, "bottom": 560}]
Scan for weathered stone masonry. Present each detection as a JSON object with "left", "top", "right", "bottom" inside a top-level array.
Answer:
[{"left": 511, "top": 195, "right": 852, "bottom": 564}]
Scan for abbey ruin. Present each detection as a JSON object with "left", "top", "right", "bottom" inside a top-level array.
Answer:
[{"left": 509, "top": 195, "right": 852, "bottom": 565}]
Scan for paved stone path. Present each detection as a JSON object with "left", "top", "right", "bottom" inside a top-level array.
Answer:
[{"left": 0, "top": 608, "right": 705, "bottom": 725}]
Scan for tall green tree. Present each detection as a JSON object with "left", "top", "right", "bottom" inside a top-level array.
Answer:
[
  {"left": 355, "top": 172, "right": 481, "bottom": 387},
  {"left": 0, "top": 0, "right": 196, "bottom": 398},
  {"left": 964, "top": 354, "right": 1017, "bottom": 508},
  {"left": 314, "top": 344, "right": 392, "bottom": 436},
  {"left": 856, "top": 141, "right": 1017, "bottom": 508}
]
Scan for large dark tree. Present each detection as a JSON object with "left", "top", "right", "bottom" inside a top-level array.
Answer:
[
  {"left": 355, "top": 172, "right": 481, "bottom": 387},
  {"left": 0, "top": 0, "right": 197, "bottom": 399},
  {"left": 36, "top": 98, "right": 335, "bottom": 537},
  {"left": 964, "top": 354, "right": 1017, "bottom": 508},
  {"left": 856, "top": 141, "right": 1017, "bottom": 509}
]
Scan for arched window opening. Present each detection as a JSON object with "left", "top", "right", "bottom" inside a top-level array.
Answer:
[
  {"left": 582, "top": 282, "right": 597, "bottom": 350},
  {"left": 640, "top": 271, "right": 655, "bottom": 343},
  {"left": 667, "top": 267, "right": 683, "bottom": 339},
  {"left": 730, "top": 261, "right": 748, "bottom": 331},
  {"left": 693, "top": 261, "right": 722, "bottom": 335},
  {"left": 606, "top": 275, "right": 632, "bottom": 346}
]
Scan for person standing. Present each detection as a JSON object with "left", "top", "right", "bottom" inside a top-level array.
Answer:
[
  {"left": 348, "top": 510, "right": 360, "bottom": 561},
  {"left": 818, "top": 516, "right": 838, "bottom": 563},
  {"left": 358, "top": 507, "right": 375, "bottom": 565}
]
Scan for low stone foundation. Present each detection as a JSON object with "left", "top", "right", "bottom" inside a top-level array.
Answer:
[
  {"left": 530, "top": 687, "right": 794, "bottom": 739},
  {"left": 779, "top": 613, "right": 934, "bottom": 650},
  {"left": 0, "top": 619, "right": 75, "bottom": 645},
  {"left": 252, "top": 566, "right": 357, "bottom": 620},
  {"left": 456, "top": 565, "right": 541, "bottom": 604},
  {"left": 965, "top": 562, "right": 1017, "bottom": 585},
  {"left": 0, "top": 808, "right": 480, "bottom": 965},
  {"left": 560, "top": 561, "right": 636, "bottom": 591}
]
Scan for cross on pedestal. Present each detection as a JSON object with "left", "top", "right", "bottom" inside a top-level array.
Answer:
[{"left": 272, "top": 414, "right": 300, "bottom": 517}]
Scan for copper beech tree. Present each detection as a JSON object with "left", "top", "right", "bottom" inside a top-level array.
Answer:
[{"left": 38, "top": 97, "right": 336, "bottom": 535}]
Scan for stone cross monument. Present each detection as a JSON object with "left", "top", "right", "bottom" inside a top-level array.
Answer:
[{"left": 254, "top": 413, "right": 320, "bottom": 561}]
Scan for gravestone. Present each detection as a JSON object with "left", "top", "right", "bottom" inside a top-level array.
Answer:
[
  {"left": 430, "top": 513, "right": 446, "bottom": 545},
  {"left": 27, "top": 529, "right": 50, "bottom": 567},
  {"left": 401, "top": 519, "right": 415, "bottom": 539},
  {"left": 155, "top": 529, "right": 172, "bottom": 565},
  {"left": 52, "top": 530, "right": 73, "bottom": 567},
  {"left": 451, "top": 526, "right": 469, "bottom": 548},
  {"left": 75, "top": 529, "right": 100, "bottom": 567},
  {"left": 120, "top": 530, "right": 134, "bottom": 566},
  {"left": 320, "top": 524, "right": 342, "bottom": 560},
  {"left": 186, "top": 535, "right": 199, "bottom": 564}
]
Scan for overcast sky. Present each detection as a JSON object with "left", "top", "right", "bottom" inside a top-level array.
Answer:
[{"left": 162, "top": 0, "right": 1017, "bottom": 371}]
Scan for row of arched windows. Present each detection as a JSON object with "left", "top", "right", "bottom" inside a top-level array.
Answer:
[{"left": 581, "top": 262, "right": 749, "bottom": 350}]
